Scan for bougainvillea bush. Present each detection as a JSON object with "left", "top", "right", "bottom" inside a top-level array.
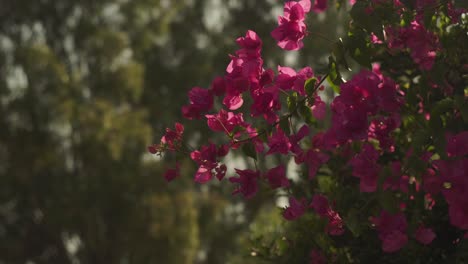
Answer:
[{"left": 149, "top": 0, "right": 468, "bottom": 262}]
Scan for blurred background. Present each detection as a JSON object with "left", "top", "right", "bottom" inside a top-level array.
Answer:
[{"left": 0, "top": 0, "right": 347, "bottom": 263}]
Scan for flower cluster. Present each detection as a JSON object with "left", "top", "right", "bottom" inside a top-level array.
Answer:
[
  {"left": 272, "top": 0, "right": 311, "bottom": 50},
  {"left": 385, "top": 20, "right": 440, "bottom": 71},
  {"left": 150, "top": 0, "right": 468, "bottom": 260}
]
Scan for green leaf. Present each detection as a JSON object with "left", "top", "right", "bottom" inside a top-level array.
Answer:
[
  {"left": 279, "top": 117, "right": 291, "bottom": 135},
  {"left": 429, "top": 98, "right": 453, "bottom": 131},
  {"left": 327, "top": 75, "right": 341, "bottom": 94},
  {"left": 242, "top": 142, "right": 257, "bottom": 161},
  {"left": 455, "top": 95, "right": 468, "bottom": 122},
  {"left": 304, "top": 77, "right": 318, "bottom": 97},
  {"left": 349, "top": 1, "right": 383, "bottom": 38},
  {"left": 454, "top": 0, "right": 468, "bottom": 8},
  {"left": 328, "top": 56, "right": 339, "bottom": 83},
  {"left": 429, "top": 98, "right": 453, "bottom": 142},
  {"left": 287, "top": 92, "right": 298, "bottom": 114},
  {"left": 431, "top": 98, "right": 454, "bottom": 117},
  {"left": 327, "top": 56, "right": 343, "bottom": 93},
  {"left": 332, "top": 38, "right": 351, "bottom": 71},
  {"left": 317, "top": 175, "right": 334, "bottom": 193},
  {"left": 346, "top": 30, "right": 372, "bottom": 69},
  {"left": 298, "top": 103, "right": 315, "bottom": 125},
  {"left": 423, "top": 8, "right": 435, "bottom": 28},
  {"left": 411, "top": 130, "right": 430, "bottom": 154},
  {"left": 345, "top": 208, "right": 362, "bottom": 237},
  {"left": 379, "top": 191, "right": 398, "bottom": 214}
]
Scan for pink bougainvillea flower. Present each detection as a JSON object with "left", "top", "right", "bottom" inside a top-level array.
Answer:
[
  {"left": 349, "top": 144, "right": 381, "bottom": 193},
  {"left": 283, "top": 196, "right": 307, "bottom": 220},
  {"left": 329, "top": 71, "right": 380, "bottom": 144},
  {"left": 276, "top": 66, "right": 297, "bottom": 90},
  {"left": 182, "top": 87, "right": 214, "bottom": 119},
  {"left": 327, "top": 70, "right": 399, "bottom": 144},
  {"left": 310, "top": 194, "right": 344, "bottom": 235},
  {"left": 310, "top": 194, "right": 330, "bottom": 216},
  {"left": 235, "top": 30, "right": 263, "bottom": 59},
  {"left": 188, "top": 87, "right": 213, "bottom": 111},
  {"left": 206, "top": 109, "right": 247, "bottom": 136},
  {"left": 229, "top": 169, "right": 260, "bottom": 199},
  {"left": 385, "top": 21, "right": 440, "bottom": 71},
  {"left": 149, "top": 122, "right": 184, "bottom": 153},
  {"left": 265, "top": 165, "right": 290, "bottom": 189},
  {"left": 271, "top": 19, "right": 306, "bottom": 50},
  {"left": 162, "top": 123, "right": 184, "bottom": 147},
  {"left": 271, "top": 1, "right": 311, "bottom": 51},
  {"left": 276, "top": 66, "right": 314, "bottom": 95},
  {"left": 446, "top": 131, "right": 468, "bottom": 157},
  {"left": 372, "top": 210, "right": 408, "bottom": 253},
  {"left": 414, "top": 226, "right": 436, "bottom": 245},
  {"left": 222, "top": 30, "right": 265, "bottom": 110},
  {"left": 250, "top": 85, "right": 281, "bottom": 124},
  {"left": 266, "top": 128, "right": 291, "bottom": 155},
  {"left": 433, "top": 158, "right": 468, "bottom": 230},
  {"left": 245, "top": 126, "right": 265, "bottom": 153},
  {"left": 191, "top": 143, "right": 229, "bottom": 183},
  {"left": 210, "top": 76, "right": 226, "bottom": 96},
  {"left": 309, "top": 249, "right": 326, "bottom": 264},
  {"left": 382, "top": 229, "right": 409, "bottom": 253},
  {"left": 422, "top": 168, "right": 442, "bottom": 195},
  {"left": 326, "top": 210, "right": 345, "bottom": 236},
  {"left": 368, "top": 114, "right": 401, "bottom": 152},
  {"left": 312, "top": 0, "right": 328, "bottom": 13},
  {"left": 289, "top": 124, "right": 310, "bottom": 157},
  {"left": 215, "top": 164, "right": 227, "bottom": 181},
  {"left": 164, "top": 162, "right": 181, "bottom": 182},
  {"left": 305, "top": 149, "right": 329, "bottom": 179},
  {"left": 222, "top": 94, "right": 244, "bottom": 110},
  {"left": 311, "top": 95, "right": 326, "bottom": 120}
]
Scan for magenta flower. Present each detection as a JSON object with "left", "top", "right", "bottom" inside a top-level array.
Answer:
[
  {"left": 229, "top": 169, "right": 260, "bottom": 199},
  {"left": 310, "top": 194, "right": 329, "bottom": 217},
  {"left": 266, "top": 129, "right": 291, "bottom": 155},
  {"left": 310, "top": 194, "right": 344, "bottom": 235},
  {"left": 349, "top": 144, "right": 381, "bottom": 193},
  {"left": 372, "top": 210, "right": 408, "bottom": 253},
  {"left": 309, "top": 249, "right": 326, "bottom": 264},
  {"left": 311, "top": 95, "right": 326, "bottom": 120},
  {"left": 182, "top": 87, "right": 214, "bottom": 119},
  {"left": 434, "top": 158, "right": 468, "bottom": 230},
  {"left": 210, "top": 76, "right": 226, "bottom": 96},
  {"left": 276, "top": 66, "right": 314, "bottom": 95},
  {"left": 385, "top": 21, "right": 440, "bottom": 71},
  {"left": 265, "top": 165, "right": 290, "bottom": 189},
  {"left": 191, "top": 143, "right": 229, "bottom": 183},
  {"left": 206, "top": 109, "right": 246, "bottom": 136},
  {"left": 446, "top": 131, "right": 468, "bottom": 157},
  {"left": 164, "top": 163, "right": 181, "bottom": 182},
  {"left": 149, "top": 122, "right": 184, "bottom": 154},
  {"left": 283, "top": 196, "right": 307, "bottom": 220},
  {"left": 250, "top": 85, "right": 281, "bottom": 124},
  {"left": 271, "top": 1, "right": 311, "bottom": 51},
  {"left": 312, "top": 0, "right": 328, "bottom": 13},
  {"left": 414, "top": 226, "right": 436, "bottom": 245},
  {"left": 222, "top": 30, "right": 264, "bottom": 110}
]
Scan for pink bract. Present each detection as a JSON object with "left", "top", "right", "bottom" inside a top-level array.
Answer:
[
  {"left": 229, "top": 169, "right": 260, "bottom": 199},
  {"left": 272, "top": 1, "right": 311, "bottom": 51},
  {"left": 283, "top": 196, "right": 307, "bottom": 220}
]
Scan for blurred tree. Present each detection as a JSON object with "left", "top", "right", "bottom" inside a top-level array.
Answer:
[{"left": 0, "top": 0, "right": 347, "bottom": 263}]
